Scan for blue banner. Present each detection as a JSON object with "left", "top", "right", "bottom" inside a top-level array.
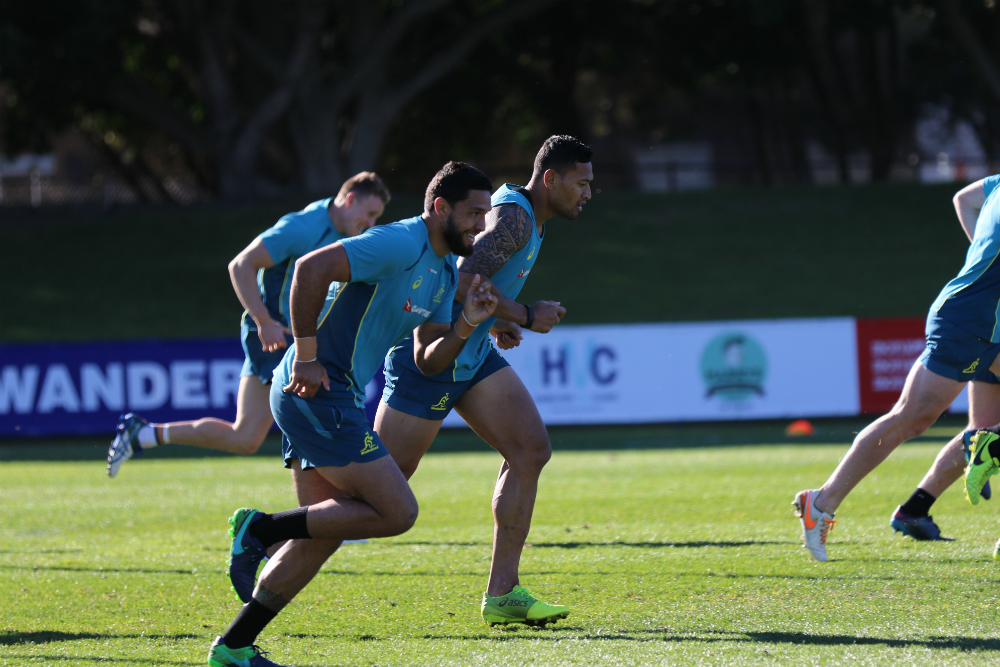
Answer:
[{"left": 0, "top": 339, "right": 385, "bottom": 438}]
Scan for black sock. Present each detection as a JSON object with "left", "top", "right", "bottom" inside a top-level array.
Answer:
[
  {"left": 249, "top": 507, "right": 311, "bottom": 548},
  {"left": 899, "top": 488, "right": 936, "bottom": 517},
  {"left": 222, "top": 600, "right": 277, "bottom": 649}
]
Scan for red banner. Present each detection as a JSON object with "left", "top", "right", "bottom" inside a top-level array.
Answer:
[{"left": 855, "top": 317, "right": 926, "bottom": 414}]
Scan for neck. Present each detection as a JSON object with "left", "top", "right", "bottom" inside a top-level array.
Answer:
[
  {"left": 422, "top": 212, "right": 451, "bottom": 257},
  {"left": 327, "top": 200, "right": 347, "bottom": 235},
  {"left": 524, "top": 176, "right": 554, "bottom": 231}
]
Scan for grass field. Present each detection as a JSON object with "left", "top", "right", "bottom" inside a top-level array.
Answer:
[
  {"left": 3, "top": 425, "right": 999, "bottom": 666},
  {"left": 0, "top": 182, "right": 975, "bottom": 342}
]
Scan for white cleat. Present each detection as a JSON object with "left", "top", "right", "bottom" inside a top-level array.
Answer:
[{"left": 793, "top": 489, "right": 837, "bottom": 562}]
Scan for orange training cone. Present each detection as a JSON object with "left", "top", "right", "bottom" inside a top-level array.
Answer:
[{"left": 786, "top": 419, "right": 815, "bottom": 437}]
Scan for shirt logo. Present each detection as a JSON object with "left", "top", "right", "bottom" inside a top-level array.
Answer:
[
  {"left": 430, "top": 393, "right": 450, "bottom": 411},
  {"left": 526, "top": 246, "right": 535, "bottom": 260},
  {"left": 427, "top": 268, "right": 438, "bottom": 274},
  {"left": 412, "top": 276, "right": 423, "bottom": 289},
  {"left": 964, "top": 359, "right": 981, "bottom": 374},
  {"left": 360, "top": 431, "right": 379, "bottom": 455},
  {"left": 403, "top": 297, "right": 432, "bottom": 317},
  {"left": 433, "top": 286, "right": 446, "bottom": 303},
  {"left": 517, "top": 267, "right": 530, "bottom": 278}
]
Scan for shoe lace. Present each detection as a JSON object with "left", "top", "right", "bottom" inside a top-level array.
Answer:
[
  {"left": 251, "top": 644, "right": 269, "bottom": 658},
  {"left": 513, "top": 585, "right": 536, "bottom": 600},
  {"left": 819, "top": 517, "right": 837, "bottom": 545}
]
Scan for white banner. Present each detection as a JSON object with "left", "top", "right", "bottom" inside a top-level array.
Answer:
[{"left": 442, "top": 317, "right": 860, "bottom": 427}]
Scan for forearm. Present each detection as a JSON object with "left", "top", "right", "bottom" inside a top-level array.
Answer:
[
  {"left": 457, "top": 271, "right": 527, "bottom": 325},
  {"left": 415, "top": 318, "right": 478, "bottom": 376},
  {"left": 288, "top": 264, "right": 330, "bottom": 339},
  {"left": 230, "top": 261, "right": 272, "bottom": 325}
]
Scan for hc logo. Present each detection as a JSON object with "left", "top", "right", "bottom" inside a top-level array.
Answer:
[{"left": 540, "top": 343, "right": 617, "bottom": 386}]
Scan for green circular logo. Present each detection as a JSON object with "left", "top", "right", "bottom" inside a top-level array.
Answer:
[{"left": 700, "top": 332, "right": 768, "bottom": 403}]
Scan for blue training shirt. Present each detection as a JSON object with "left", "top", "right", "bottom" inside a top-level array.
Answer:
[
  {"left": 273, "top": 216, "right": 458, "bottom": 408},
  {"left": 386, "top": 183, "right": 543, "bottom": 382},
  {"left": 931, "top": 175, "right": 1000, "bottom": 342},
  {"left": 254, "top": 199, "right": 343, "bottom": 328}
]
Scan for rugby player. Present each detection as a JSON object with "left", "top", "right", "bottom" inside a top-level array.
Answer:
[
  {"left": 795, "top": 176, "right": 1000, "bottom": 561},
  {"left": 107, "top": 173, "right": 389, "bottom": 477},
  {"left": 376, "top": 135, "right": 592, "bottom": 626},
  {"left": 208, "top": 162, "right": 498, "bottom": 667}
]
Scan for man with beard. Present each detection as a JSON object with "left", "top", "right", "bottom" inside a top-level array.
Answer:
[
  {"left": 377, "top": 135, "right": 593, "bottom": 626},
  {"left": 208, "top": 162, "right": 498, "bottom": 667}
]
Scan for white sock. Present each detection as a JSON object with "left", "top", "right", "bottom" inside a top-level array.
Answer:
[{"left": 137, "top": 425, "right": 158, "bottom": 448}]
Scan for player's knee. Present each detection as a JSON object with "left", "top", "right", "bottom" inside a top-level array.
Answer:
[
  {"left": 384, "top": 496, "right": 419, "bottom": 536},
  {"left": 511, "top": 434, "right": 551, "bottom": 473}
]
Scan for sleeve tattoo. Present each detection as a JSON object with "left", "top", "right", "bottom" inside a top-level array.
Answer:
[{"left": 458, "top": 203, "right": 533, "bottom": 278}]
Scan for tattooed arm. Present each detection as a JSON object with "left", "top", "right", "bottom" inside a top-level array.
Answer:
[{"left": 457, "top": 203, "right": 566, "bottom": 333}]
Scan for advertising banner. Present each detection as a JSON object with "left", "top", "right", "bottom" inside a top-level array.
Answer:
[{"left": 442, "top": 317, "right": 860, "bottom": 427}]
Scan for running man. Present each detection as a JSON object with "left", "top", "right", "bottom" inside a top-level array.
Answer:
[
  {"left": 888, "top": 377, "right": 997, "bottom": 541},
  {"left": 795, "top": 175, "right": 1000, "bottom": 561},
  {"left": 107, "top": 173, "right": 389, "bottom": 477},
  {"left": 208, "top": 162, "right": 498, "bottom": 667},
  {"left": 377, "top": 135, "right": 593, "bottom": 626}
]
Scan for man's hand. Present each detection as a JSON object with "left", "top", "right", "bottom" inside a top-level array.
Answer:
[
  {"left": 283, "top": 360, "right": 330, "bottom": 398},
  {"left": 257, "top": 319, "right": 292, "bottom": 352},
  {"left": 463, "top": 274, "right": 499, "bottom": 325},
  {"left": 529, "top": 300, "right": 566, "bottom": 333},
  {"left": 490, "top": 321, "right": 523, "bottom": 350}
]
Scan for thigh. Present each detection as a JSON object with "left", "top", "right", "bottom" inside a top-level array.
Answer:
[
  {"left": 896, "top": 361, "right": 966, "bottom": 420},
  {"left": 455, "top": 366, "right": 548, "bottom": 460},
  {"left": 313, "top": 454, "right": 415, "bottom": 517},
  {"left": 233, "top": 375, "right": 275, "bottom": 433},
  {"left": 374, "top": 401, "right": 442, "bottom": 477},
  {"left": 290, "top": 458, "right": 347, "bottom": 505},
  {"left": 968, "top": 379, "right": 1000, "bottom": 427}
]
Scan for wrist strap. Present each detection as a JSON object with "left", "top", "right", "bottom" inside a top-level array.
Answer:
[
  {"left": 524, "top": 304, "right": 534, "bottom": 329},
  {"left": 295, "top": 357, "right": 317, "bottom": 363}
]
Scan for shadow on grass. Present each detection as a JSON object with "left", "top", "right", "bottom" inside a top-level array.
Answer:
[
  {"left": 5, "top": 655, "right": 199, "bottom": 665},
  {"left": 0, "top": 564, "right": 205, "bottom": 575},
  {"left": 529, "top": 540, "right": 794, "bottom": 549},
  {"left": 1, "top": 630, "right": 199, "bottom": 646}
]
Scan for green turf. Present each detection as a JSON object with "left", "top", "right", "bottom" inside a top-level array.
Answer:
[
  {"left": 3, "top": 434, "right": 999, "bottom": 665},
  {"left": 0, "top": 183, "right": 972, "bottom": 342}
]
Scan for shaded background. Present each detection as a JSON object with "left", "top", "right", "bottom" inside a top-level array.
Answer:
[{"left": 3, "top": 0, "right": 1000, "bottom": 342}]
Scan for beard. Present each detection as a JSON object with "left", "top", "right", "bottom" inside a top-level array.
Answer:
[{"left": 443, "top": 213, "right": 475, "bottom": 256}]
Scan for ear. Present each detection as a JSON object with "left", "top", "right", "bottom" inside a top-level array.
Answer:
[
  {"left": 343, "top": 191, "right": 356, "bottom": 208},
  {"left": 433, "top": 196, "right": 451, "bottom": 217},
  {"left": 543, "top": 169, "right": 559, "bottom": 188}
]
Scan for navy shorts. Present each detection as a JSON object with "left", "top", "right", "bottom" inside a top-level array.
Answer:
[
  {"left": 270, "top": 384, "right": 388, "bottom": 470},
  {"left": 240, "top": 318, "right": 294, "bottom": 385},
  {"left": 382, "top": 347, "right": 510, "bottom": 420},
  {"left": 919, "top": 313, "right": 1000, "bottom": 383}
]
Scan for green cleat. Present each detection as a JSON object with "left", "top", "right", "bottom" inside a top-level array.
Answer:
[
  {"left": 965, "top": 430, "right": 1000, "bottom": 506},
  {"left": 207, "top": 636, "right": 288, "bottom": 666},
  {"left": 481, "top": 584, "right": 569, "bottom": 627},
  {"left": 993, "top": 536, "right": 1000, "bottom": 562}
]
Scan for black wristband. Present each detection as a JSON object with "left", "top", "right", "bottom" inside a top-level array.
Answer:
[{"left": 524, "top": 304, "right": 534, "bottom": 329}]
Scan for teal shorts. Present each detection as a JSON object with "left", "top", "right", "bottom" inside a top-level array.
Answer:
[{"left": 270, "top": 384, "right": 388, "bottom": 470}]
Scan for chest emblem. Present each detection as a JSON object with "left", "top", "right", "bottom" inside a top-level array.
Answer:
[
  {"left": 412, "top": 276, "right": 423, "bottom": 289},
  {"left": 517, "top": 267, "right": 530, "bottom": 278},
  {"left": 526, "top": 246, "right": 535, "bottom": 260},
  {"left": 433, "top": 286, "right": 446, "bottom": 303}
]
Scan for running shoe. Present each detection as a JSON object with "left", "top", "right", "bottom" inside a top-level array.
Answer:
[
  {"left": 481, "top": 585, "right": 570, "bottom": 627},
  {"left": 965, "top": 430, "right": 1000, "bottom": 506},
  {"left": 792, "top": 489, "right": 837, "bottom": 562},
  {"left": 961, "top": 430, "right": 992, "bottom": 500},
  {"left": 208, "top": 637, "right": 289, "bottom": 667},
  {"left": 228, "top": 508, "right": 266, "bottom": 603},
  {"left": 107, "top": 413, "right": 147, "bottom": 478},
  {"left": 889, "top": 506, "right": 952, "bottom": 541}
]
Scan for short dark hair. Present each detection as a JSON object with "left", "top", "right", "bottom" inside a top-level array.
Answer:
[
  {"left": 424, "top": 161, "right": 493, "bottom": 213},
  {"left": 337, "top": 171, "right": 391, "bottom": 204},
  {"left": 533, "top": 135, "right": 593, "bottom": 176}
]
